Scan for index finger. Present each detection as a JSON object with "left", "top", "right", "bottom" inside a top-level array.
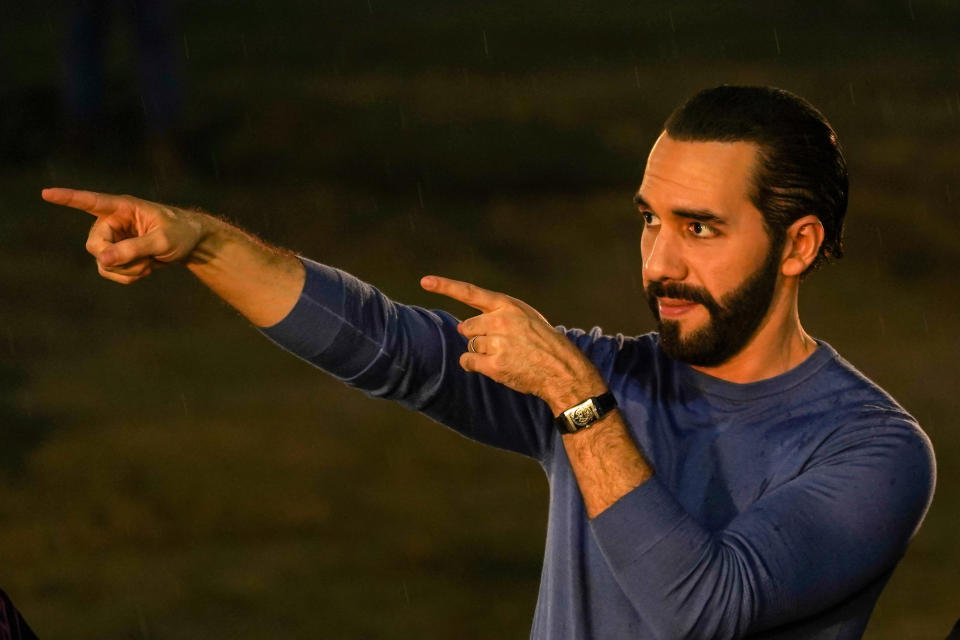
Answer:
[
  {"left": 420, "top": 275, "right": 505, "bottom": 313},
  {"left": 41, "top": 188, "right": 136, "bottom": 218}
]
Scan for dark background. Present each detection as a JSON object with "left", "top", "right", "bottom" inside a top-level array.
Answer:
[{"left": 1, "top": 1, "right": 957, "bottom": 637}]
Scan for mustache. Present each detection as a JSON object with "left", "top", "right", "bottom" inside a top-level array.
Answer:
[{"left": 644, "top": 280, "right": 716, "bottom": 308}]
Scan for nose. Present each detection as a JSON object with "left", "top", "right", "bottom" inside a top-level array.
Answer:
[{"left": 642, "top": 227, "right": 687, "bottom": 283}]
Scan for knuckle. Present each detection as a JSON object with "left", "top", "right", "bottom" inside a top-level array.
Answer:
[
  {"left": 154, "top": 231, "right": 173, "bottom": 252},
  {"left": 506, "top": 306, "right": 525, "bottom": 320}
]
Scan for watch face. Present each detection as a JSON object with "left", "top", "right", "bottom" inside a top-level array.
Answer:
[{"left": 572, "top": 405, "right": 594, "bottom": 427}]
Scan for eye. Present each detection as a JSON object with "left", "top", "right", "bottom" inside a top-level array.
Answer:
[
  {"left": 689, "top": 221, "right": 717, "bottom": 238},
  {"left": 641, "top": 211, "right": 661, "bottom": 227}
]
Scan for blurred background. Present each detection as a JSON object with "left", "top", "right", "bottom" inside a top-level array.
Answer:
[{"left": 1, "top": 1, "right": 958, "bottom": 637}]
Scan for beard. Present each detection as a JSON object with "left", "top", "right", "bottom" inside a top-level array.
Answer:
[{"left": 645, "top": 241, "right": 782, "bottom": 367}]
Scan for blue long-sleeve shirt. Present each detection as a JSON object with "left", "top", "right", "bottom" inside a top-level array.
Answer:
[{"left": 261, "top": 257, "right": 935, "bottom": 639}]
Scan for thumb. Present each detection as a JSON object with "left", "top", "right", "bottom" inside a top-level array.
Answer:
[{"left": 99, "top": 233, "right": 165, "bottom": 267}]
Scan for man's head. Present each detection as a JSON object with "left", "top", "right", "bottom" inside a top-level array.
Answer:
[{"left": 638, "top": 86, "right": 847, "bottom": 366}]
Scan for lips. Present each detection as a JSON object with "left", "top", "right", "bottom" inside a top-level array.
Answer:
[{"left": 658, "top": 298, "right": 699, "bottom": 319}]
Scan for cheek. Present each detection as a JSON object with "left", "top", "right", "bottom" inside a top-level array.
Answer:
[
  {"left": 695, "top": 262, "right": 738, "bottom": 304},
  {"left": 639, "top": 231, "right": 654, "bottom": 273},
  {"left": 697, "top": 246, "right": 766, "bottom": 301}
]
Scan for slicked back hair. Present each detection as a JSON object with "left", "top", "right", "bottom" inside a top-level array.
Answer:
[{"left": 664, "top": 85, "right": 847, "bottom": 273}]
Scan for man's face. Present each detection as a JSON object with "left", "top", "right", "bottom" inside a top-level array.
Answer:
[{"left": 637, "top": 134, "right": 783, "bottom": 367}]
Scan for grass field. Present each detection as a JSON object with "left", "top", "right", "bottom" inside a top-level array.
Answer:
[{"left": 1, "top": 1, "right": 959, "bottom": 637}]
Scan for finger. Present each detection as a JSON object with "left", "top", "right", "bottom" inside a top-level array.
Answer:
[
  {"left": 102, "top": 257, "right": 154, "bottom": 278},
  {"left": 97, "top": 263, "right": 141, "bottom": 285},
  {"left": 459, "top": 314, "right": 490, "bottom": 338},
  {"left": 420, "top": 275, "right": 504, "bottom": 313},
  {"left": 459, "top": 352, "right": 490, "bottom": 374},
  {"left": 465, "top": 334, "right": 485, "bottom": 354},
  {"left": 462, "top": 309, "right": 520, "bottom": 338},
  {"left": 98, "top": 212, "right": 134, "bottom": 235},
  {"left": 85, "top": 221, "right": 116, "bottom": 258},
  {"left": 99, "top": 233, "right": 169, "bottom": 267},
  {"left": 42, "top": 188, "right": 137, "bottom": 218}
]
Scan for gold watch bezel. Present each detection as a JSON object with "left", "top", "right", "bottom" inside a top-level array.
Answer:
[{"left": 562, "top": 398, "right": 601, "bottom": 432}]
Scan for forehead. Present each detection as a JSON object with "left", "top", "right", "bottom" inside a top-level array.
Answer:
[{"left": 637, "top": 134, "right": 761, "bottom": 218}]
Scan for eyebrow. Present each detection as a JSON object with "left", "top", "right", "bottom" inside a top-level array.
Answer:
[{"left": 633, "top": 194, "right": 729, "bottom": 226}]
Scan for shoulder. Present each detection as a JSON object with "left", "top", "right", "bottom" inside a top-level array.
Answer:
[
  {"left": 558, "top": 326, "right": 659, "bottom": 370},
  {"left": 804, "top": 345, "right": 936, "bottom": 511},
  {"left": 786, "top": 342, "right": 922, "bottom": 429},
  {"left": 815, "top": 346, "right": 930, "bottom": 445}
]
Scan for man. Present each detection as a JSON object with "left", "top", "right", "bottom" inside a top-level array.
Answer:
[{"left": 44, "top": 85, "right": 934, "bottom": 639}]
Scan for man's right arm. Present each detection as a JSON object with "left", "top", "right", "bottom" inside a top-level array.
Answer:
[
  {"left": 42, "top": 188, "right": 305, "bottom": 327},
  {"left": 44, "top": 187, "right": 557, "bottom": 460},
  {"left": 185, "top": 214, "right": 306, "bottom": 328}
]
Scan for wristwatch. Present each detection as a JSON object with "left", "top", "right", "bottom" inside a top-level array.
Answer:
[{"left": 554, "top": 391, "right": 617, "bottom": 434}]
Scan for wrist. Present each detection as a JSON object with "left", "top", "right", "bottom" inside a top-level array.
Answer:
[
  {"left": 183, "top": 209, "right": 222, "bottom": 265},
  {"left": 544, "top": 365, "right": 608, "bottom": 416},
  {"left": 554, "top": 391, "right": 618, "bottom": 435}
]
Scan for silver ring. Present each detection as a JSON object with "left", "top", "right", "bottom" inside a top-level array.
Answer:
[{"left": 468, "top": 335, "right": 481, "bottom": 354}]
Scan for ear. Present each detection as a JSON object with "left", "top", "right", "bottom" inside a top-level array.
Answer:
[{"left": 780, "top": 215, "right": 825, "bottom": 277}]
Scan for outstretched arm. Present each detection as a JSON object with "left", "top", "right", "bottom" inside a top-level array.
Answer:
[
  {"left": 46, "top": 187, "right": 557, "bottom": 459},
  {"left": 41, "top": 188, "right": 304, "bottom": 327}
]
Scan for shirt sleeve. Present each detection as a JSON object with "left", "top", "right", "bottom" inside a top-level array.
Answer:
[
  {"left": 259, "top": 256, "right": 556, "bottom": 461},
  {"left": 588, "top": 412, "right": 936, "bottom": 639}
]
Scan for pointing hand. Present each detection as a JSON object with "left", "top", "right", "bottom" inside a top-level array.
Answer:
[
  {"left": 42, "top": 188, "right": 204, "bottom": 285},
  {"left": 420, "top": 275, "right": 607, "bottom": 414}
]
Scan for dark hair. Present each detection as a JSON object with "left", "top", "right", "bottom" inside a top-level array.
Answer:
[{"left": 664, "top": 85, "right": 847, "bottom": 273}]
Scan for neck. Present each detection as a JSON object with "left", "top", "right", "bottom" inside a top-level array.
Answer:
[{"left": 689, "top": 283, "right": 817, "bottom": 384}]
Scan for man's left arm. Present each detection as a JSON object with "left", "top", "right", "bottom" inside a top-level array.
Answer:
[
  {"left": 422, "top": 275, "right": 658, "bottom": 515},
  {"left": 425, "top": 276, "right": 936, "bottom": 639}
]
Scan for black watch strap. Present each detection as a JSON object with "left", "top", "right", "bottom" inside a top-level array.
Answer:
[{"left": 554, "top": 391, "right": 617, "bottom": 434}]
